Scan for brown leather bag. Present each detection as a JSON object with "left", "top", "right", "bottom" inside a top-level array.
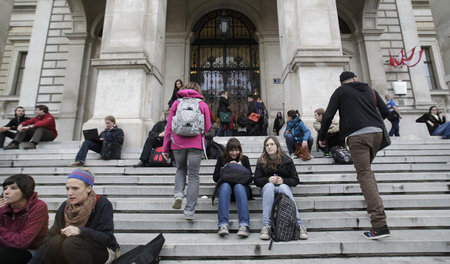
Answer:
[{"left": 295, "top": 143, "right": 311, "bottom": 161}]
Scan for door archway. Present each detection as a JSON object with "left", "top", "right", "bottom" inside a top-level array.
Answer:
[{"left": 190, "top": 9, "right": 260, "bottom": 117}]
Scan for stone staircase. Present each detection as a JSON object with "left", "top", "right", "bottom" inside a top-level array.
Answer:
[{"left": 1, "top": 136, "right": 450, "bottom": 263}]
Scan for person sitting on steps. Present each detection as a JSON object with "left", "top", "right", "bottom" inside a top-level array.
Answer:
[
  {"left": 134, "top": 111, "right": 169, "bottom": 167},
  {"left": 69, "top": 115, "right": 124, "bottom": 167},
  {"left": 0, "top": 106, "right": 30, "bottom": 148},
  {"left": 254, "top": 136, "right": 308, "bottom": 241},
  {"left": 4, "top": 105, "right": 57, "bottom": 150}
]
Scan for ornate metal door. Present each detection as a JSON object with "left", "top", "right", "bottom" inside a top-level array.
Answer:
[{"left": 190, "top": 9, "right": 260, "bottom": 119}]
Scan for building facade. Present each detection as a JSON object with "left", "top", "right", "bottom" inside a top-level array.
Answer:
[{"left": 0, "top": 0, "right": 448, "bottom": 147}]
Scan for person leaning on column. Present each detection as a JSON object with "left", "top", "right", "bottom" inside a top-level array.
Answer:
[
  {"left": 318, "top": 71, "right": 391, "bottom": 239},
  {"left": 3, "top": 105, "right": 57, "bottom": 150}
]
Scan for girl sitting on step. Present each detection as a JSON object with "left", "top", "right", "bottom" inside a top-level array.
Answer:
[
  {"left": 254, "top": 136, "right": 308, "bottom": 240},
  {"left": 0, "top": 174, "right": 48, "bottom": 264},
  {"left": 212, "top": 138, "right": 253, "bottom": 237},
  {"left": 31, "top": 169, "right": 119, "bottom": 264}
]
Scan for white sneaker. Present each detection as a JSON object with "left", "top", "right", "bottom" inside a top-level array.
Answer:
[
  {"left": 300, "top": 224, "right": 308, "bottom": 240},
  {"left": 172, "top": 197, "right": 182, "bottom": 209},
  {"left": 259, "top": 225, "right": 271, "bottom": 240},
  {"left": 218, "top": 225, "right": 229, "bottom": 236}
]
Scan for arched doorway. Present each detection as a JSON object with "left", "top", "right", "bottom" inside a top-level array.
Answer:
[{"left": 190, "top": 9, "right": 260, "bottom": 118}]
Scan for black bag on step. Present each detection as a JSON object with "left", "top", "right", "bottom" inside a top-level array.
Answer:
[
  {"left": 206, "top": 139, "right": 225, "bottom": 159},
  {"left": 148, "top": 147, "right": 173, "bottom": 167},
  {"left": 330, "top": 146, "right": 353, "bottom": 164},
  {"left": 269, "top": 193, "right": 299, "bottom": 250},
  {"left": 113, "top": 233, "right": 165, "bottom": 264},
  {"left": 101, "top": 141, "right": 122, "bottom": 160}
]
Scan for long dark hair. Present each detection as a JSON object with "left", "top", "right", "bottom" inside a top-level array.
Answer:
[
  {"left": 429, "top": 105, "right": 439, "bottom": 115},
  {"left": 169, "top": 79, "right": 184, "bottom": 107},
  {"left": 221, "top": 138, "right": 243, "bottom": 164},
  {"left": 258, "top": 136, "right": 284, "bottom": 170}
]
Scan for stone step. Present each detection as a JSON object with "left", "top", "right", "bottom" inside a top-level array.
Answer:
[
  {"left": 114, "top": 230, "right": 450, "bottom": 257},
  {"left": 160, "top": 257, "right": 450, "bottom": 264},
  {"left": 34, "top": 182, "right": 450, "bottom": 197},
  {"left": 46, "top": 210, "right": 449, "bottom": 232},
  {"left": 40, "top": 194, "right": 450, "bottom": 212}
]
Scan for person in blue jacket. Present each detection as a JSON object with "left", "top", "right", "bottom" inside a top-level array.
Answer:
[{"left": 284, "top": 110, "right": 313, "bottom": 157}]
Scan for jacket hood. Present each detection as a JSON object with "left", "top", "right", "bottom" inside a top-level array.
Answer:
[
  {"left": 0, "top": 192, "right": 38, "bottom": 215},
  {"left": 177, "top": 89, "right": 204, "bottom": 99},
  {"left": 344, "top": 81, "right": 369, "bottom": 92}
]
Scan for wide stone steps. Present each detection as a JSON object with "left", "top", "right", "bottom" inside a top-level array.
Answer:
[
  {"left": 1, "top": 137, "right": 450, "bottom": 261},
  {"left": 115, "top": 230, "right": 450, "bottom": 258}
]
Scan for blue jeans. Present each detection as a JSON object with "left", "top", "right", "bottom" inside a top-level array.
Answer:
[
  {"left": 284, "top": 133, "right": 313, "bottom": 155},
  {"left": 217, "top": 122, "right": 233, "bottom": 137},
  {"left": 75, "top": 140, "right": 102, "bottom": 162},
  {"left": 217, "top": 182, "right": 250, "bottom": 227},
  {"left": 432, "top": 122, "right": 450, "bottom": 138},
  {"left": 261, "top": 182, "right": 302, "bottom": 226},
  {"left": 389, "top": 119, "right": 400, "bottom": 137}
]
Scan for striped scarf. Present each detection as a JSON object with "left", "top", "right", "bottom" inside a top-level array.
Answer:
[{"left": 64, "top": 190, "right": 97, "bottom": 227}]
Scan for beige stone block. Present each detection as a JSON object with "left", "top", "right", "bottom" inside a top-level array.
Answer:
[
  {"left": 42, "top": 69, "right": 65, "bottom": 77},
  {"left": 379, "top": 3, "right": 397, "bottom": 10},
  {"left": 53, "top": 0, "right": 67, "bottom": 7},
  {"left": 56, "top": 60, "right": 67, "bottom": 69},
  {"left": 45, "top": 45, "right": 59, "bottom": 52},
  {"left": 40, "top": 77, "right": 54, "bottom": 85},
  {"left": 58, "top": 45, "right": 69, "bottom": 52},
  {"left": 413, "top": 9, "right": 432, "bottom": 17},
  {"left": 63, "top": 14, "right": 72, "bottom": 21},
  {"left": 52, "top": 7, "right": 70, "bottom": 15},
  {"left": 39, "top": 86, "right": 64, "bottom": 94},
  {"left": 47, "top": 36, "right": 69, "bottom": 45},
  {"left": 44, "top": 52, "right": 67, "bottom": 61},
  {"left": 37, "top": 94, "right": 51, "bottom": 102},
  {"left": 48, "top": 29, "right": 61, "bottom": 37},
  {"left": 51, "top": 15, "right": 63, "bottom": 21},
  {"left": 49, "top": 22, "right": 72, "bottom": 30},
  {"left": 385, "top": 11, "right": 398, "bottom": 18},
  {"left": 377, "top": 11, "right": 386, "bottom": 18},
  {"left": 377, "top": 18, "right": 399, "bottom": 25},
  {"left": 54, "top": 77, "right": 66, "bottom": 85},
  {"left": 390, "top": 41, "right": 404, "bottom": 48},
  {"left": 380, "top": 41, "right": 391, "bottom": 48},
  {"left": 51, "top": 94, "right": 63, "bottom": 102},
  {"left": 388, "top": 25, "right": 401, "bottom": 32},
  {"left": 43, "top": 61, "right": 57, "bottom": 68},
  {"left": 380, "top": 32, "right": 403, "bottom": 40}
]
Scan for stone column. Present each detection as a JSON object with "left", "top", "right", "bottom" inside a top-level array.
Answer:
[
  {"left": 396, "top": 0, "right": 432, "bottom": 107},
  {"left": 87, "top": 0, "right": 166, "bottom": 148},
  {"left": 0, "top": 0, "right": 13, "bottom": 65},
  {"left": 277, "top": 0, "right": 349, "bottom": 123},
  {"left": 361, "top": 28, "right": 389, "bottom": 95},
  {"left": 58, "top": 32, "right": 87, "bottom": 141},
  {"left": 18, "top": 0, "right": 53, "bottom": 111}
]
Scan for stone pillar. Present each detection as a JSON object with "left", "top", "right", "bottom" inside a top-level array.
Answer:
[
  {"left": 0, "top": 0, "right": 13, "bottom": 65},
  {"left": 361, "top": 29, "right": 389, "bottom": 95},
  {"left": 87, "top": 0, "right": 166, "bottom": 148},
  {"left": 396, "top": 0, "right": 432, "bottom": 107},
  {"left": 18, "top": 0, "right": 53, "bottom": 111},
  {"left": 277, "top": 0, "right": 349, "bottom": 123},
  {"left": 58, "top": 32, "right": 87, "bottom": 141}
]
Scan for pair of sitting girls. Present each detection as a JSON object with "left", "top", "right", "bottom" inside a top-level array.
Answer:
[
  {"left": 1, "top": 170, "right": 118, "bottom": 264},
  {"left": 213, "top": 137, "right": 308, "bottom": 240}
]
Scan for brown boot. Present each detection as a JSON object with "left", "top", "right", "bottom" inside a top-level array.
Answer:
[
  {"left": 24, "top": 142, "right": 36, "bottom": 150},
  {"left": 4, "top": 142, "right": 19, "bottom": 150}
]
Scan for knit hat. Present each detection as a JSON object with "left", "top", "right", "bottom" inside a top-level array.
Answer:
[
  {"left": 339, "top": 71, "right": 356, "bottom": 83},
  {"left": 68, "top": 168, "right": 95, "bottom": 186}
]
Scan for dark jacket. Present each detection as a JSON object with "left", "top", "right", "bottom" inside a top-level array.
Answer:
[
  {"left": 0, "top": 192, "right": 48, "bottom": 250},
  {"left": 100, "top": 125, "right": 124, "bottom": 145},
  {"left": 416, "top": 113, "right": 446, "bottom": 135},
  {"left": 218, "top": 96, "right": 231, "bottom": 115},
  {"left": 319, "top": 82, "right": 389, "bottom": 141},
  {"left": 254, "top": 154, "right": 299, "bottom": 188},
  {"left": 148, "top": 120, "right": 167, "bottom": 138},
  {"left": 247, "top": 101, "right": 256, "bottom": 116},
  {"left": 212, "top": 155, "right": 253, "bottom": 200},
  {"left": 21, "top": 112, "right": 58, "bottom": 138},
  {"left": 3, "top": 114, "right": 30, "bottom": 131},
  {"left": 273, "top": 116, "right": 284, "bottom": 131},
  {"left": 32, "top": 196, "right": 119, "bottom": 264}
]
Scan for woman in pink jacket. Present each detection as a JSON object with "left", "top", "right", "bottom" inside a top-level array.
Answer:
[
  {"left": 163, "top": 82, "right": 211, "bottom": 220},
  {"left": 0, "top": 174, "right": 48, "bottom": 264}
]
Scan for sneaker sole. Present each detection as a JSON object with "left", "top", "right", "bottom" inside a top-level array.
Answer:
[
  {"left": 172, "top": 198, "right": 182, "bottom": 209},
  {"left": 363, "top": 233, "right": 391, "bottom": 240},
  {"left": 259, "top": 235, "right": 270, "bottom": 240},
  {"left": 237, "top": 232, "right": 249, "bottom": 238},
  {"left": 218, "top": 231, "right": 229, "bottom": 236},
  {"left": 184, "top": 216, "right": 194, "bottom": 220}
]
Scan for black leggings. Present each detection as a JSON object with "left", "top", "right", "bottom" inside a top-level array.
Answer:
[
  {"left": 0, "top": 246, "right": 32, "bottom": 264},
  {"left": 44, "top": 235, "right": 108, "bottom": 264}
]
